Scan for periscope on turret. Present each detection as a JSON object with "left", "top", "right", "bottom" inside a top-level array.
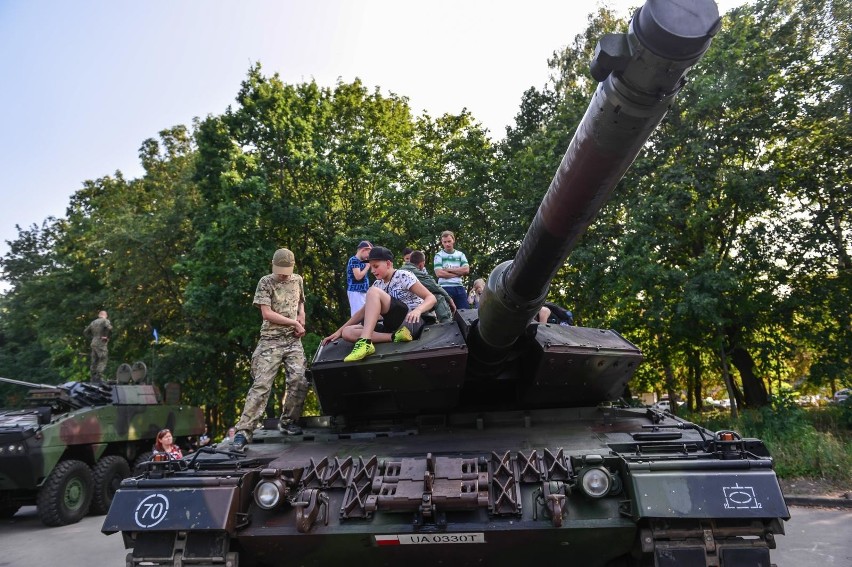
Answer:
[{"left": 102, "top": 2, "right": 790, "bottom": 566}]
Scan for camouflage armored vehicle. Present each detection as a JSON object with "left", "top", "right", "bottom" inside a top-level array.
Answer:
[
  {"left": 103, "top": 0, "right": 790, "bottom": 564},
  {"left": 0, "top": 364, "right": 204, "bottom": 526}
]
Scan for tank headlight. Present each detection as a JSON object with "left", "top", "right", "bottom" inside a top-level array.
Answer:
[
  {"left": 254, "top": 479, "right": 286, "bottom": 510},
  {"left": 579, "top": 467, "right": 612, "bottom": 498}
]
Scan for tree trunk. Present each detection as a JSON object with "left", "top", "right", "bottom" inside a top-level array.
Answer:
[
  {"left": 664, "top": 362, "right": 678, "bottom": 416},
  {"left": 717, "top": 330, "right": 739, "bottom": 420},
  {"left": 729, "top": 346, "right": 769, "bottom": 407},
  {"left": 686, "top": 370, "right": 694, "bottom": 412},
  {"left": 731, "top": 381, "right": 745, "bottom": 409},
  {"left": 690, "top": 349, "right": 703, "bottom": 410}
]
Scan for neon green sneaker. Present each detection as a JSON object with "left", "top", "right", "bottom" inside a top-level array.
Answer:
[
  {"left": 393, "top": 326, "right": 413, "bottom": 343},
  {"left": 344, "top": 338, "right": 376, "bottom": 362}
]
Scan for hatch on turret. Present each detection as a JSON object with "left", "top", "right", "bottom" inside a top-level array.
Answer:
[
  {"left": 520, "top": 325, "right": 642, "bottom": 406},
  {"left": 311, "top": 321, "right": 468, "bottom": 419}
]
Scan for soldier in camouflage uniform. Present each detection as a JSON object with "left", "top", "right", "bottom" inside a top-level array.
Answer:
[
  {"left": 83, "top": 310, "right": 112, "bottom": 383},
  {"left": 233, "top": 249, "right": 309, "bottom": 449}
]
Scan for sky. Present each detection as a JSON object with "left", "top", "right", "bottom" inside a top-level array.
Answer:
[{"left": 0, "top": 0, "right": 748, "bottom": 270}]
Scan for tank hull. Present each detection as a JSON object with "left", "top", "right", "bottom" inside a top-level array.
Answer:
[{"left": 105, "top": 407, "right": 788, "bottom": 566}]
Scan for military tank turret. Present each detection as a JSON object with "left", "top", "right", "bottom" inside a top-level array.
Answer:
[
  {"left": 103, "top": 1, "right": 790, "bottom": 564},
  {"left": 0, "top": 365, "right": 205, "bottom": 526}
]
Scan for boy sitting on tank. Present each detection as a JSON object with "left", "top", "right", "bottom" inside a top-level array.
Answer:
[{"left": 323, "top": 246, "right": 436, "bottom": 362}]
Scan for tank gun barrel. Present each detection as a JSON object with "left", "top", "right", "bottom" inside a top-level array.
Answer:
[
  {"left": 476, "top": 0, "right": 721, "bottom": 354},
  {"left": 0, "top": 376, "right": 62, "bottom": 390}
]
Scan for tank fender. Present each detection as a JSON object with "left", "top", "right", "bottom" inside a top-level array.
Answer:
[
  {"left": 102, "top": 482, "right": 241, "bottom": 534},
  {"left": 627, "top": 466, "right": 790, "bottom": 520}
]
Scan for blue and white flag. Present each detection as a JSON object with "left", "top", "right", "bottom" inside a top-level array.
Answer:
[{"left": 153, "top": 328, "right": 159, "bottom": 344}]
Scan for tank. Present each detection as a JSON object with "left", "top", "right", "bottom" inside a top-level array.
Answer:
[
  {"left": 102, "top": 1, "right": 790, "bottom": 565},
  {"left": 0, "top": 365, "right": 205, "bottom": 526}
]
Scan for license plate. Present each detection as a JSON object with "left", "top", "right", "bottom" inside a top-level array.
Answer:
[{"left": 376, "top": 533, "right": 486, "bottom": 546}]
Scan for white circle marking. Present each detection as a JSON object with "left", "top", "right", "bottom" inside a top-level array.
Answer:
[{"left": 134, "top": 493, "right": 170, "bottom": 528}]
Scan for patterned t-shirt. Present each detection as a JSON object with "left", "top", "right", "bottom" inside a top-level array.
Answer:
[
  {"left": 433, "top": 249, "right": 469, "bottom": 287},
  {"left": 372, "top": 269, "right": 423, "bottom": 311},
  {"left": 346, "top": 255, "right": 370, "bottom": 292},
  {"left": 253, "top": 274, "right": 305, "bottom": 339}
]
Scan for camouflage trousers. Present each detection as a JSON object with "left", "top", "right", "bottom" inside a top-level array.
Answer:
[
  {"left": 90, "top": 343, "right": 108, "bottom": 383},
  {"left": 235, "top": 336, "right": 308, "bottom": 440}
]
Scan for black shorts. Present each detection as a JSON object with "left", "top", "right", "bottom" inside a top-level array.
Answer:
[{"left": 374, "top": 297, "right": 409, "bottom": 334}]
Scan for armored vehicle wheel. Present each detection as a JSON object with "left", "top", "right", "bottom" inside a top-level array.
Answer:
[
  {"left": 132, "top": 451, "right": 154, "bottom": 475},
  {"left": 36, "top": 459, "right": 93, "bottom": 526},
  {"left": 91, "top": 455, "right": 131, "bottom": 515}
]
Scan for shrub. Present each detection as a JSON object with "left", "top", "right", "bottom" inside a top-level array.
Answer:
[{"left": 690, "top": 399, "right": 852, "bottom": 483}]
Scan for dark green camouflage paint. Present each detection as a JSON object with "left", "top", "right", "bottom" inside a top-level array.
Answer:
[{"left": 0, "top": 383, "right": 204, "bottom": 498}]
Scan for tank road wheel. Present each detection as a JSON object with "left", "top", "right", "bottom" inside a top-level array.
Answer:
[
  {"left": 91, "top": 455, "right": 131, "bottom": 515},
  {"left": 132, "top": 451, "right": 154, "bottom": 475},
  {"left": 36, "top": 459, "right": 94, "bottom": 526}
]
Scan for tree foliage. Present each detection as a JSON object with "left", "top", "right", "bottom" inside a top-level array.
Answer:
[{"left": 1, "top": 0, "right": 849, "bottom": 430}]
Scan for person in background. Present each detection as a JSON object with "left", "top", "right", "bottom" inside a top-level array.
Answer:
[
  {"left": 233, "top": 248, "right": 309, "bottom": 451},
  {"left": 83, "top": 310, "right": 112, "bottom": 383},
  {"left": 468, "top": 278, "right": 485, "bottom": 309},
  {"left": 402, "top": 247, "right": 413, "bottom": 263},
  {"left": 542, "top": 302, "right": 575, "bottom": 326},
  {"left": 197, "top": 426, "right": 210, "bottom": 449},
  {"left": 346, "top": 241, "right": 373, "bottom": 316},
  {"left": 433, "top": 230, "right": 470, "bottom": 309},
  {"left": 153, "top": 429, "right": 183, "bottom": 460},
  {"left": 402, "top": 250, "right": 456, "bottom": 323},
  {"left": 223, "top": 427, "right": 237, "bottom": 443}
]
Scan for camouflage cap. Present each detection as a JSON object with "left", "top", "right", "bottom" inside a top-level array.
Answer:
[{"left": 272, "top": 248, "right": 295, "bottom": 275}]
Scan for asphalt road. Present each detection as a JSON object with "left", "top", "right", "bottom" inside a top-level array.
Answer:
[{"left": 0, "top": 504, "right": 849, "bottom": 566}]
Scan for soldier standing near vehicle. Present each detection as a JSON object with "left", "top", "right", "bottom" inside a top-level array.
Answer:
[
  {"left": 233, "top": 248, "right": 309, "bottom": 450},
  {"left": 83, "top": 310, "right": 112, "bottom": 383}
]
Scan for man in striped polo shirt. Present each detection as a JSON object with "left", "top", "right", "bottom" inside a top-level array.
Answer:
[{"left": 433, "top": 230, "right": 470, "bottom": 309}]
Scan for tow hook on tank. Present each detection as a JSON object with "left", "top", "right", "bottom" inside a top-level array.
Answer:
[
  {"left": 533, "top": 481, "right": 568, "bottom": 527},
  {"left": 293, "top": 488, "right": 329, "bottom": 533}
]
